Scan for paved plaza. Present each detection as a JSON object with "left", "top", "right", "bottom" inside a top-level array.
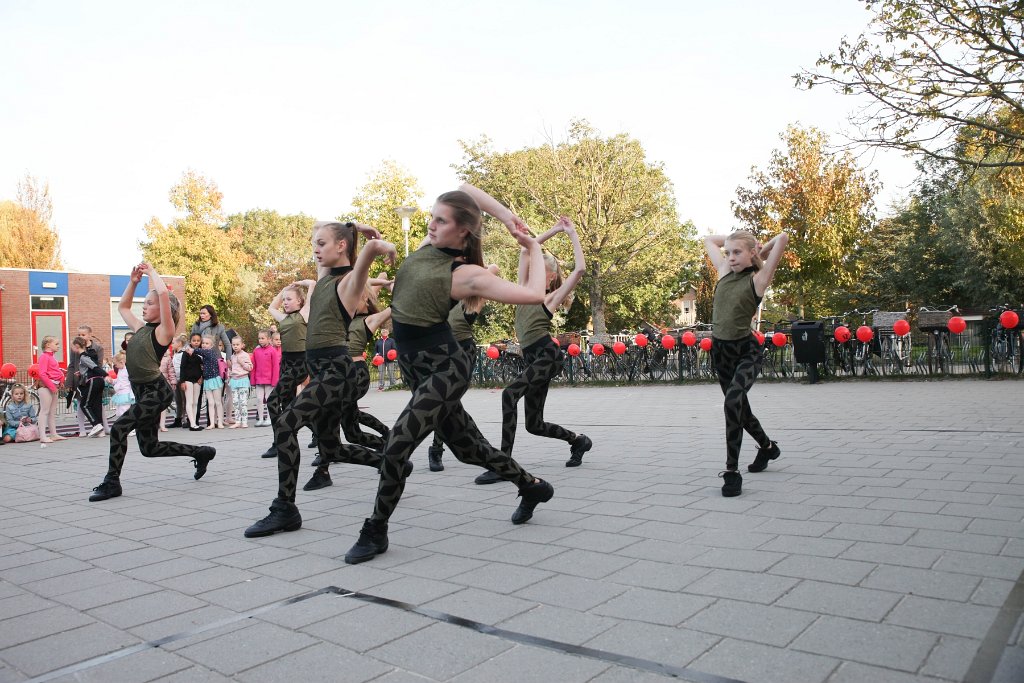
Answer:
[{"left": 1, "top": 378, "right": 1022, "bottom": 683}]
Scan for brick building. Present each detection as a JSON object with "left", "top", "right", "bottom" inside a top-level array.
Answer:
[{"left": 0, "top": 268, "right": 186, "bottom": 371}]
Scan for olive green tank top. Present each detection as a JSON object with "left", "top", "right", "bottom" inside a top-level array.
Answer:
[
  {"left": 306, "top": 267, "right": 352, "bottom": 350},
  {"left": 515, "top": 303, "right": 553, "bottom": 347},
  {"left": 126, "top": 323, "right": 164, "bottom": 383},
  {"left": 347, "top": 315, "right": 371, "bottom": 358},
  {"left": 278, "top": 311, "right": 307, "bottom": 353},
  {"left": 448, "top": 302, "right": 479, "bottom": 343},
  {"left": 392, "top": 245, "right": 455, "bottom": 328},
  {"left": 712, "top": 268, "right": 761, "bottom": 340}
]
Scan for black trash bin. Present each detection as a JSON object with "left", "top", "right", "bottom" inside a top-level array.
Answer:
[{"left": 791, "top": 320, "right": 825, "bottom": 383}]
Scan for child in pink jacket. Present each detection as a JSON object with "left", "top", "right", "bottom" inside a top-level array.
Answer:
[
  {"left": 36, "top": 336, "right": 67, "bottom": 444},
  {"left": 249, "top": 328, "right": 280, "bottom": 427}
]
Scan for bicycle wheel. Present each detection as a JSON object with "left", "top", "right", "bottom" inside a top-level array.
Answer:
[{"left": 649, "top": 348, "right": 669, "bottom": 380}]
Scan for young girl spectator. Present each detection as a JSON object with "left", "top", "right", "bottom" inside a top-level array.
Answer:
[
  {"left": 70, "top": 336, "right": 107, "bottom": 438},
  {"left": 170, "top": 334, "right": 187, "bottom": 427},
  {"left": 228, "top": 336, "right": 253, "bottom": 428},
  {"left": 271, "top": 331, "right": 282, "bottom": 350},
  {"left": 261, "top": 284, "right": 311, "bottom": 459},
  {"left": 159, "top": 337, "right": 182, "bottom": 432},
  {"left": 36, "top": 336, "right": 66, "bottom": 444},
  {"left": 110, "top": 353, "right": 135, "bottom": 417},
  {"left": 704, "top": 230, "right": 789, "bottom": 497},
  {"left": 88, "top": 263, "right": 216, "bottom": 502},
  {"left": 178, "top": 333, "right": 204, "bottom": 429},
  {"left": 3, "top": 384, "right": 37, "bottom": 443},
  {"left": 250, "top": 329, "right": 279, "bottom": 427},
  {"left": 195, "top": 335, "right": 224, "bottom": 429}
]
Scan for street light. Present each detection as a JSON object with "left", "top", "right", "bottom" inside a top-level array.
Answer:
[{"left": 395, "top": 206, "right": 417, "bottom": 257}]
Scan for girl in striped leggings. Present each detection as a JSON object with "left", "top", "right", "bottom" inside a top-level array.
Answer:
[{"left": 704, "top": 230, "right": 789, "bottom": 497}]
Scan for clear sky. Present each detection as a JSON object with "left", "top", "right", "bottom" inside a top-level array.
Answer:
[{"left": 0, "top": 0, "right": 917, "bottom": 273}]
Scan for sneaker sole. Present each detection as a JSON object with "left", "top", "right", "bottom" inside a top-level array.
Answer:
[
  {"left": 302, "top": 480, "right": 333, "bottom": 491},
  {"left": 344, "top": 545, "right": 388, "bottom": 565},
  {"left": 244, "top": 520, "right": 302, "bottom": 538}
]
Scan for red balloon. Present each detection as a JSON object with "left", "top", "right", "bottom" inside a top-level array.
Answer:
[
  {"left": 372, "top": 354, "right": 384, "bottom": 367},
  {"left": 0, "top": 363, "right": 15, "bottom": 379},
  {"left": 947, "top": 316, "right": 967, "bottom": 334},
  {"left": 107, "top": 369, "right": 117, "bottom": 380},
  {"left": 661, "top": 334, "right": 676, "bottom": 350},
  {"left": 567, "top": 343, "right": 581, "bottom": 356},
  {"left": 753, "top": 330, "right": 765, "bottom": 345},
  {"left": 834, "top": 326, "right": 851, "bottom": 343},
  {"left": 1000, "top": 310, "right": 1020, "bottom": 329},
  {"left": 28, "top": 363, "right": 40, "bottom": 379},
  {"left": 552, "top": 336, "right": 559, "bottom": 347},
  {"left": 856, "top": 325, "right": 874, "bottom": 343},
  {"left": 634, "top": 334, "right": 648, "bottom": 348},
  {"left": 699, "top": 338, "right": 712, "bottom": 351},
  {"left": 386, "top": 349, "right": 397, "bottom": 361},
  {"left": 592, "top": 343, "right": 605, "bottom": 356},
  {"left": 485, "top": 346, "right": 500, "bottom": 360},
  {"left": 681, "top": 331, "right": 697, "bottom": 347},
  {"left": 772, "top": 332, "right": 787, "bottom": 347},
  {"left": 613, "top": 341, "right": 627, "bottom": 355},
  {"left": 893, "top": 319, "right": 910, "bottom": 336}
]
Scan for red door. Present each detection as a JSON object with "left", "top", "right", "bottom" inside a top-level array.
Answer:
[{"left": 31, "top": 311, "right": 68, "bottom": 368}]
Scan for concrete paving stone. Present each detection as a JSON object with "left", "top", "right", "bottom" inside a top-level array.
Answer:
[
  {"left": 368, "top": 621, "right": 513, "bottom": 680},
  {"left": 887, "top": 511, "right": 972, "bottom": 532},
  {"left": 370, "top": 574, "right": 466, "bottom": 605},
  {"left": 1000, "top": 538, "right": 1024, "bottom": 558},
  {"left": 917, "top": 489, "right": 999, "bottom": 505},
  {"left": 530, "top": 548, "right": 636, "bottom": 580},
  {"left": 0, "top": 593, "right": 57, "bottom": 621},
  {"left": 684, "top": 510, "right": 764, "bottom": 530},
  {"left": 449, "top": 643, "right": 610, "bottom": 683},
  {"left": 158, "top": 565, "right": 259, "bottom": 594},
  {"left": 514, "top": 574, "right": 629, "bottom": 611},
  {"left": 547, "top": 529, "right": 643, "bottom": 554},
  {"left": 50, "top": 574, "right": 159, "bottom": 611},
  {"left": 583, "top": 621, "right": 720, "bottom": 668},
  {"left": 301, "top": 601, "right": 433, "bottom": 653},
  {"left": 692, "top": 638, "right": 841, "bottom": 683},
  {"left": 688, "top": 548, "right": 787, "bottom": 572},
  {"left": 909, "top": 528, "right": 1008, "bottom": 554},
  {"left": 886, "top": 595, "right": 999, "bottom": 638},
  {"left": 385, "top": 525, "right": 457, "bottom": 550},
  {"left": 476, "top": 540, "right": 571, "bottom": 567},
  {"left": 972, "top": 577, "right": 1016, "bottom": 607},
  {"left": 422, "top": 587, "right": 537, "bottom": 625},
  {"left": 803, "top": 494, "right": 872, "bottom": 508},
  {"left": 776, "top": 581, "right": 902, "bottom": 621},
  {"left": 814, "top": 506, "right": 895, "bottom": 524},
  {"left": 993, "top": 494, "right": 1024, "bottom": 509},
  {"left": 934, "top": 549, "right": 1024, "bottom": 580},
  {"left": 754, "top": 518, "right": 837, "bottom": 537},
  {"left": 824, "top": 522, "right": 915, "bottom": 544},
  {"left": 15, "top": 526, "right": 94, "bottom": 546},
  {"left": 757, "top": 536, "right": 853, "bottom": 558},
  {"left": 498, "top": 604, "right": 618, "bottom": 646},
  {"left": 683, "top": 598, "right": 818, "bottom": 647},
  {"left": 862, "top": 565, "right": 981, "bottom": 601},
  {"left": 254, "top": 590, "right": 364, "bottom": 630},
  {"left": 587, "top": 665, "right": 690, "bottom": 682},
  {"left": 941, "top": 502, "right": 1024, "bottom": 522},
  {"left": 246, "top": 553, "right": 345, "bottom": 583},
  {"left": 89, "top": 545, "right": 182, "bottom": 572},
  {"left": 621, "top": 520, "right": 708, "bottom": 545},
  {"left": 88, "top": 590, "right": 208, "bottom": 629},
  {"left": 122, "top": 556, "right": 216, "bottom": 582},
  {"left": 571, "top": 501, "right": 655, "bottom": 517},
  {"left": 295, "top": 562, "right": 400, "bottom": 593},
  {"left": 366, "top": 670, "right": 433, "bottom": 683},
  {"left": 994, "top": 646, "right": 1024, "bottom": 683},
  {"left": 583, "top": 489, "right": 649, "bottom": 504},
  {"left": 200, "top": 575, "right": 308, "bottom": 612},
  {"left": 235, "top": 640, "right": 392, "bottom": 683},
  {"left": 591, "top": 587, "right": 713, "bottom": 626},
  {"left": 685, "top": 568, "right": 800, "bottom": 605},
  {"left": 603, "top": 559, "right": 709, "bottom": 592},
  {"left": 213, "top": 545, "right": 302, "bottom": 570},
  {"left": 838, "top": 540, "right": 942, "bottom": 569},
  {"left": 0, "top": 605, "right": 95, "bottom": 648},
  {"left": 746, "top": 501, "right": 825, "bottom": 520},
  {"left": 828, "top": 661, "right": 949, "bottom": 683},
  {"left": 623, "top": 505, "right": 705, "bottom": 525},
  {"left": 920, "top": 634, "right": 982, "bottom": 681},
  {"left": 1, "top": 556, "right": 93, "bottom": 584},
  {"left": 170, "top": 621, "right": 317, "bottom": 675},
  {"left": 0, "top": 621, "right": 140, "bottom": 677},
  {"left": 126, "top": 604, "right": 237, "bottom": 642},
  {"left": 177, "top": 538, "right": 256, "bottom": 561},
  {"left": 447, "top": 561, "right": 553, "bottom": 594},
  {"left": 791, "top": 615, "right": 938, "bottom": 672},
  {"left": 610, "top": 538, "right": 709, "bottom": 565},
  {"left": 418, "top": 534, "right": 509, "bottom": 558},
  {"left": 685, "top": 528, "right": 775, "bottom": 550},
  {"left": 44, "top": 646, "right": 196, "bottom": 683}
]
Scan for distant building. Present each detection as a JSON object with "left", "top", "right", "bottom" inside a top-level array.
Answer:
[
  {"left": 672, "top": 287, "right": 698, "bottom": 326},
  {"left": 0, "top": 268, "right": 186, "bottom": 370}
]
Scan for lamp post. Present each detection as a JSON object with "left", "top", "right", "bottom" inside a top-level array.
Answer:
[{"left": 395, "top": 206, "right": 417, "bottom": 257}]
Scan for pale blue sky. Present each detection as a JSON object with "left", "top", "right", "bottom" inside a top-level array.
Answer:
[{"left": 1, "top": 0, "right": 916, "bottom": 272}]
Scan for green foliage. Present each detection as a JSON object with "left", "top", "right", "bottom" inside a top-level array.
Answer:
[
  {"left": 454, "top": 121, "right": 701, "bottom": 337},
  {"left": 694, "top": 255, "right": 717, "bottom": 324},
  {"left": 0, "top": 174, "right": 62, "bottom": 269}
]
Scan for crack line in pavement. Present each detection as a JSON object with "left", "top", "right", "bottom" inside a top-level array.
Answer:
[
  {"left": 22, "top": 586, "right": 748, "bottom": 683},
  {"left": 964, "top": 565, "right": 1024, "bottom": 683}
]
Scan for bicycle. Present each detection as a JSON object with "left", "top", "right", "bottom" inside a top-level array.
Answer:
[
  {"left": 0, "top": 379, "right": 42, "bottom": 414},
  {"left": 759, "top": 319, "right": 794, "bottom": 379},
  {"left": 873, "top": 310, "right": 912, "bottom": 376},
  {"left": 845, "top": 309, "right": 878, "bottom": 377},
  {"left": 989, "top": 304, "right": 1023, "bottom": 374},
  {"left": 819, "top": 315, "right": 853, "bottom": 377},
  {"left": 917, "top": 306, "right": 957, "bottom": 375}
]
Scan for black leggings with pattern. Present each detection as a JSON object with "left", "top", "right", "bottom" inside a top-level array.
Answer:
[
  {"left": 372, "top": 341, "right": 534, "bottom": 522},
  {"left": 105, "top": 378, "right": 204, "bottom": 478},
  {"left": 267, "top": 355, "right": 308, "bottom": 427},
  {"left": 500, "top": 337, "right": 576, "bottom": 458},
  {"left": 274, "top": 353, "right": 382, "bottom": 503},
  {"left": 711, "top": 336, "right": 771, "bottom": 470},
  {"left": 430, "top": 341, "right": 477, "bottom": 452},
  {"left": 344, "top": 362, "right": 389, "bottom": 450}
]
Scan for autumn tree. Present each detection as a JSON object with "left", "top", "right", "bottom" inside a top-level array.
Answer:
[
  {"left": 733, "top": 125, "right": 879, "bottom": 317},
  {"left": 349, "top": 161, "right": 428, "bottom": 263},
  {"left": 796, "top": 0, "right": 1024, "bottom": 168},
  {"left": 455, "top": 121, "right": 701, "bottom": 337},
  {"left": 694, "top": 255, "right": 717, "bottom": 324},
  {"left": 0, "top": 174, "right": 63, "bottom": 269}
]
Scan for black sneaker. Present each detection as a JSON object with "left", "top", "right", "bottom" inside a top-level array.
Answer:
[
  {"left": 244, "top": 499, "right": 302, "bottom": 538},
  {"left": 260, "top": 443, "right": 278, "bottom": 459},
  {"left": 511, "top": 479, "right": 554, "bottom": 524},
  {"left": 310, "top": 453, "right": 321, "bottom": 467},
  {"left": 747, "top": 441, "right": 781, "bottom": 473},
  {"left": 193, "top": 446, "right": 216, "bottom": 480},
  {"left": 475, "top": 469, "right": 502, "bottom": 485},
  {"left": 720, "top": 470, "right": 742, "bottom": 497},
  {"left": 89, "top": 477, "right": 122, "bottom": 502},
  {"left": 303, "top": 467, "right": 333, "bottom": 491},
  {"left": 427, "top": 447, "right": 444, "bottom": 472},
  {"left": 566, "top": 434, "right": 592, "bottom": 467},
  {"left": 307, "top": 435, "right": 318, "bottom": 449},
  {"left": 344, "top": 518, "right": 389, "bottom": 564}
]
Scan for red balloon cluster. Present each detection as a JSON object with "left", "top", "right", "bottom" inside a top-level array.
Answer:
[
  {"left": 699, "top": 338, "right": 712, "bottom": 352},
  {"left": 592, "top": 343, "right": 605, "bottom": 356},
  {"left": 834, "top": 326, "right": 851, "bottom": 343},
  {"left": 612, "top": 341, "right": 627, "bottom": 355},
  {"left": 567, "top": 343, "right": 581, "bottom": 356},
  {"left": 856, "top": 325, "right": 874, "bottom": 343},
  {"left": 772, "top": 332, "right": 787, "bottom": 347},
  {"left": 661, "top": 334, "right": 676, "bottom": 350},
  {"left": 485, "top": 346, "right": 500, "bottom": 360},
  {"left": 753, "top": 330, "right": 765, "bottom": 345},
  {"left": 28, "top": 363, "right": 40, "bottom": 379},
  {"left": 893, "top": 319, "right": 910, "bottom": 336},
  {"left": 386, "top": 349, "right": 397, "bottom": 361},
  {"left": 372, "top": 354, "right": 385, "bottom": 367},
  {"left": 0, "top": 363, "right": 15, "bottom": 379},
  {"left": 634, "top": 334, "right": 648, "bottom": 347},
  {"left": 681, "top": 331, "right": 697, "bottom": 347},
  {"left": 1000, "top": 310, "right": 1020, "bottom": 329},
  {"left": 947, "top": 316, "right": 967, "bottom": 334}
]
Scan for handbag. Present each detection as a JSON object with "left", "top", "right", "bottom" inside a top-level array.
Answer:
[{"left": 15, "top": 422, "right": 40, "bottom": 442}]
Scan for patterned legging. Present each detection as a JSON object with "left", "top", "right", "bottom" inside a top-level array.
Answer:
[
  {"left": 267, "top": 356, "right": 308, "bottom": 429},
  {"left": 372, "top": 341, "right": 534, "bottom": 522},
  {"left": 500, "top": 338, "right": 576, "bottom": 458},
  {"left": 431, "top": 341, "right": 478, "bottom": 452},
  {"left": 105, "top": 378, "right": 204, "bottom": 478},
  {"left": 343, "top": 362, "right": 389, "bottom": 450},
  {"left": 274, "top": 353, "right": 381, "bottom": 503},
  {"left": 711, "top": 336, "right": 771, "bottom": 469}
]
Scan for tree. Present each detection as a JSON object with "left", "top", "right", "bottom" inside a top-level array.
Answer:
[
  {"left": 733, "top": 125, "right": 880, "bottom": 317},
  {"left": 348, "top": 161, "right": 428, "bottom": 264},
  {"left": 0, "top": 174, "right": 62, "bottom": 269},
  {"left": 694, "top": 255, "right": 717, "bottom": 324},
  {"left": 455, "top": 121, "right": 701, "bottom": 337},
  {"left": 796, "top": 0, "right": 1024, "bottom": 168}
]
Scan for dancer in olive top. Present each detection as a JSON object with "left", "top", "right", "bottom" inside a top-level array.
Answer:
[
  {"left": 704, "top": 230, "right": 788, "bottom": 497},
  {"left": 261, "top": 283, "right": 311, "bottom": 459},
  {"left": 89, "top": 263, "right": 216, "bottom": 502}
]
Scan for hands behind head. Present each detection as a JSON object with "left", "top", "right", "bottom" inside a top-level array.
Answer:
[
  {"left": 353, "top": 223, "right": 382, "bottom": 240},
  {"left": 130, "top": 265, "right": 144, "bottom": 283}
]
